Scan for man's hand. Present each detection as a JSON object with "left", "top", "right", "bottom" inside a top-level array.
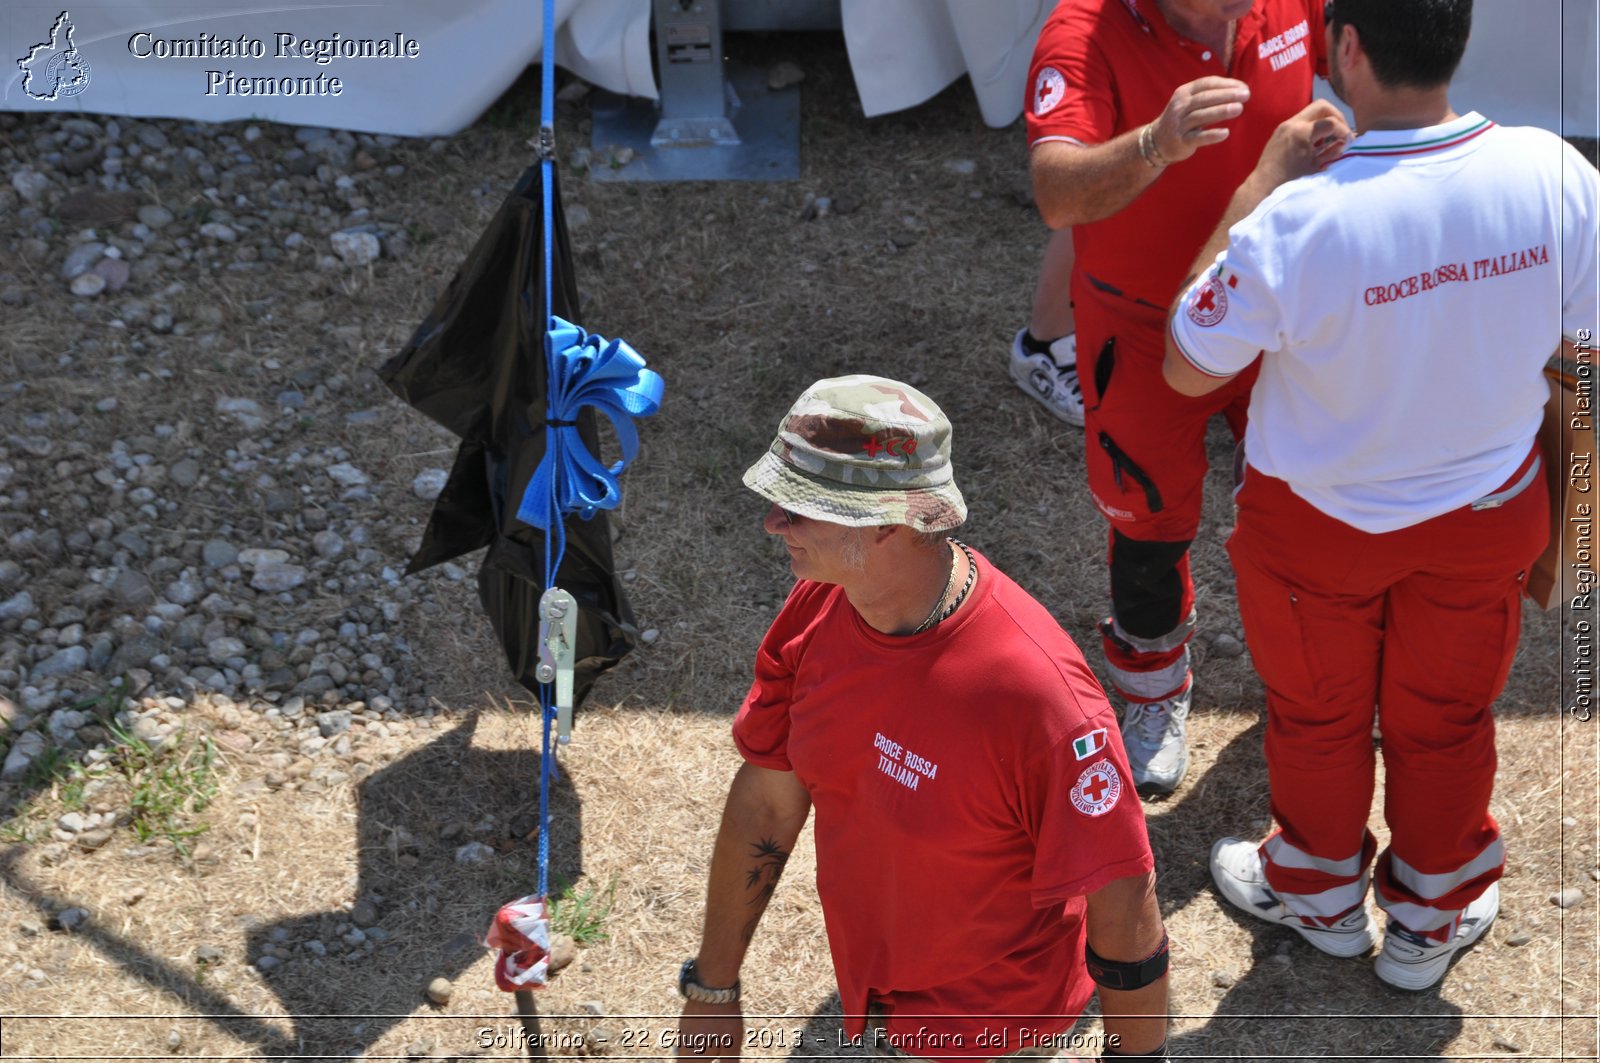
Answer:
[
  {"left": 1149, "top": 77, "right": 1252, "bottom": 163},
  {"left": 1250, "top": 100, "right": 1351, "bottom": 191},
  {"left": 676, "top": 1000, "right": 743, "bottom": 1061}
]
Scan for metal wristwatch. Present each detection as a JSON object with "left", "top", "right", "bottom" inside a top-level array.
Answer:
[{"left": 678, "top": 958, "right": 740, "bottom": 1004}]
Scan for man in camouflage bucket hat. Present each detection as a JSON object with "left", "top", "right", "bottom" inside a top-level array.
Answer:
[{"left": 677, "top": 376, "right": 1172, "bottom": 1063}]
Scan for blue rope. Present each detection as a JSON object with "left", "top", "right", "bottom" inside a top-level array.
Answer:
[
  {"left": 535, "top": 0, "right": 558, "bottom": 905},
  {"left": 526, "top": 0, "right": 663, "bottom": 905}
]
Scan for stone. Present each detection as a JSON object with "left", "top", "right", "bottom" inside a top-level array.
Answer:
[
  {"left": 62, "top": 242, "right": 108, "bottom": 279},
  {"left": 70, "top": 272, "right": 107, "bottom": 298},
  {"left": 76, "top": 828, "right": 114, "bottom": 850},
  {"left": 12, "top": 169, "right": 52, "bottom": 203},
  {"left": 239, "top": 548, "right": 291, "bottom": 568},
  {"left": 53, "top": 907, "right": 90, "bottom": 932},
  {"left": 202, "top": 540, "right": 239, "bottom": 568},
  {"left": 331, "top": 230, "right": 381, "bottom": 267},
  {"left": 199, "top": 222, "right": 238, "bottom": 242},
  {"left": 108, "top": 635, "right": 163, "bottom": 674},
  {"left": 169, "top": 458, "right": 201, "bottom": 488},
  {"left": 207, "top": 637, "right": 246, "bottom": 663},
  {"left": 109, "top": 571, "right": 156, "bottom": 607},
  {"left": 312, "top": 531, "right": 345, "bottom": 558},
  {"left": 327, "top": 462, "right": 369, "bottom": 486},
  {"left": 256, "top": 955, "right": 281, "bottom": 972},
  {"left": 317, "top": 709, "right": 352, "bottom": 737},
  {"left": 1211, "top": 633, "right": 1246, "bottom": 658},
  {"left": 137, "top": 205, "right": 175, "bottom": 229},
  {"left": 1505, "top": 929, "right": 1533, "bottom": 946},
  {"left": 92, "top": 257, "right": 132, "bottom": 293},
  {"left": 351, "top": 899, "right": 380, "bottom": 927},
  {"left": 251, "top": 564, "right": 308, "bottom": 592},
  {"left": 0, "top": 591, "right": 36, "bottom": 621},
  {"left": 165, "top": 577, "right": 205, "bottom": 606},
  {"left": 1552, "top": 887, "right": 1584, "bottom": 909},
  {"left": 412, "top": 468, "right": 449, "bottom": 501},
  {"left": 425, "top": 976, "right": 452, "bottom": 1005},
  {"left": 548, "top": 932, "right": 578, "bottom": 974},
  {"left": 454, "top": 841, "right": 496, "bottom": 865},
  {"left": 35, "top": 645, "right": 89, "bottom": 678},
  {"left": 3, "top": 731, "right": 47, "bottom": 780},
  {"left": 217, "top": 395, "right": 264, "bottom": 418}
]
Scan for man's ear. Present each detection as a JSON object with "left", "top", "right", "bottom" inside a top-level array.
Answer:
[
  {"left": 1337, "top": 22, "right": 1362, "bottom": 74},
  {"left": 874, "top": 524, "right": 905, "bottom": 546}
]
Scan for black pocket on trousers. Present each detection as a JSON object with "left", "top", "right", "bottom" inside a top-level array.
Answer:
[{"left": 1099, "top": 430, "right": 1164, "bottom": 514}]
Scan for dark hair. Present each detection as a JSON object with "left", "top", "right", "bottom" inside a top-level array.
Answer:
[{"left": 1327, "top": 0, "right": 1472, "bottom": 89}]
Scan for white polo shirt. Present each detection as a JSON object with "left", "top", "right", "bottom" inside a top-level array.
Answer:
[{"left": 1170, "top": 112, "right": 1599, "bottom": 533}]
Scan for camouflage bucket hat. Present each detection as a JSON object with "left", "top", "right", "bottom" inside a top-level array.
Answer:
[{"left": 742, "top": 375, "right": 967, "bottom": 532}]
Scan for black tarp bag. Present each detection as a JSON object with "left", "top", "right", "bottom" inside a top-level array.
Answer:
[{"left": 378, "top": 164, "right": 635, "bottom": 709}]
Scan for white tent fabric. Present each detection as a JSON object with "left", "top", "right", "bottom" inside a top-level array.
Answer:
[
  {"left": 2, "top": 0, "right": 1595, "bottom": 137},
  {"left": 1, "top": 0, "right": 654, "bottom": 136}
]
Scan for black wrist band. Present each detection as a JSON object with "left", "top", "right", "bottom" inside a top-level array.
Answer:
[
  {"left": 1086, "top": 932, "right": 1170, "bottom": 990},
  {"left": 1103, "top": 1040, "right": 1169, "bottom": 1061}
]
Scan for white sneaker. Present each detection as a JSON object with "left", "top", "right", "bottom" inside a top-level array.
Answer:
[
  {"left": 1120, "top": 687, "right": 1190, "bottom": 792},
  {"left": 1374, "top": 883, "right": 1499, "bottom": 991},
  {"left": 1210, "top": 838, "right": 1379, "bottom": 958},
  {"left": 1008, "top": 329, "right": 1084, "bottom": 426}
]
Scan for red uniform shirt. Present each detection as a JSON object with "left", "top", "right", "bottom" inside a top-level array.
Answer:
[
  {"left": 734, "top": 551, "right": 1153, "bottom": 1058},
  {"left": 1026, "top": 0, "right": 1327, "bottom": 309}
]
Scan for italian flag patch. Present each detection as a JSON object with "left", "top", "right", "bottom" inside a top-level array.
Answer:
[{"left": 1072, "top": 728, "right": 1107, "bottom": 761}]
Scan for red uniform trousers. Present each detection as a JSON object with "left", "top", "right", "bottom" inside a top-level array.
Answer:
[
  {"left": 1227, "top": 450, "right": 1546, "bottom": 935},
  {"left": 1074, "top": 276, "right": 1257, "bottom": 702}
]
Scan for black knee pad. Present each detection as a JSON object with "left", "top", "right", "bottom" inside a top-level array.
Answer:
[{"left": 1109, "top": 531, "right": 1191, "bottom": 640}]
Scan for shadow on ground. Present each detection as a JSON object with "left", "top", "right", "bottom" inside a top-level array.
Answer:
[{"left": 3, "top": 713, "right": 582, "bottom": 1061}]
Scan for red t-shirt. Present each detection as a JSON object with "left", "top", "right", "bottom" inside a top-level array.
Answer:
[
  {"left": 734, "top": 551, "right": 1153, "bottom": 1058},
  {"left": 1026, "top": 0, "right": 1327, "bottom": 309}
]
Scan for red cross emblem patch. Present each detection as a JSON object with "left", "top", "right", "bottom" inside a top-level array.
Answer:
[
  {"left": 1070, "top": 758, "right": 1123, "bottom": 817},
  {"left": 1034, "top": 67, "right": 1066, "bottom": 117},
  {"left": 1186, "top": 274, "right": 1229, "bottom": 328}
]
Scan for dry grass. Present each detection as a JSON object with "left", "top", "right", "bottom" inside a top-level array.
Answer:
[{"left": 1, "top": 31, "right": 1595, "bottom": 1063}]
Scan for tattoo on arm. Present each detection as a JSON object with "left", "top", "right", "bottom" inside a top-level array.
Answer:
[{"left": 739, "top": 836, "right": 791, "bottom": 944}]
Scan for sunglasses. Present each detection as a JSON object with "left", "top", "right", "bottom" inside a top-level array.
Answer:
[{"left": 778, "top": 507, "right": 804, "bottom": 526}]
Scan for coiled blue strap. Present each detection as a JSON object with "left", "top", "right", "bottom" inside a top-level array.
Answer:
[{"left": 515, "top": 316, "right": 665, "bottom": 548}]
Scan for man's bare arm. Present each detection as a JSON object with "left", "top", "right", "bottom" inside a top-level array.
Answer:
[
  {"left": 694, "top": 762, "right": 812, "bottom": 981},
  {"left": 1084, "top": 871, "right": 1168, "bottom": 1057},
  {"left": 1031, "top": 76, "right": 1251, "bottom": 229},
  {"left": 677, "top": 762, "right": 811, "bottom": 1058}
]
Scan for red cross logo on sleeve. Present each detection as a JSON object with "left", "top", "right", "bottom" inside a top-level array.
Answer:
[
  {"left": 1070, "top": 758, "right": 1123, "bottom": 816},
  {"left": 1033, "top": 67, "right": 1066, "bottom": 117},
  {"left": 1186, "top": 275, "right": 1229, "bottom": 327}
]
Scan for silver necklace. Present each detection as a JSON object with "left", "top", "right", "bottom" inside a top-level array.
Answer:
[
  {"left": 911, "top": 540, "right": 958, "bottom": 635},
  {"left": 912, "top": 539, "right": 977, "bottom": 634}
]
